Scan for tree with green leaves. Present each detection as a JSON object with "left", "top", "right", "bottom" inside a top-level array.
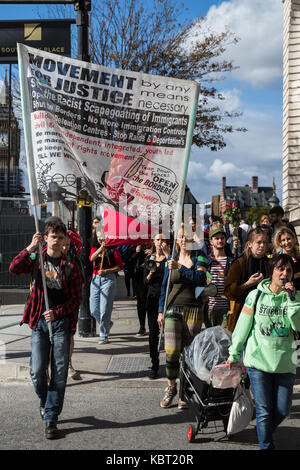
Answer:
[{"left": 245, "top": 206, "right": 270, "bottom": 226}]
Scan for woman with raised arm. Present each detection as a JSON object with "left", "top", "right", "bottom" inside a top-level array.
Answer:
[
  {"left": 224, "top": 227, "right": 270, "bottom": 332},
  {"left": 227, "top": 254, "right": 300, "bottom": 450},
  {"left": 157, "top": 226, "right": 207, "bottom": 409}
]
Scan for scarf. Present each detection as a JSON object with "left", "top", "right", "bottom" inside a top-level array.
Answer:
[{"left": 245, "top": 255, "right": 269, "bottom": 281}]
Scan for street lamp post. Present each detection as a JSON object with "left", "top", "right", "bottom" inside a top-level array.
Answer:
[
  {"left": 75, "top": 0, "right": 96, "bottom": 337},
  {"left": 75, "top": 0, "right": 90, "bottom": 62},
  {"left": 7, "top": 64, "right": 12, "bottom": 196}
]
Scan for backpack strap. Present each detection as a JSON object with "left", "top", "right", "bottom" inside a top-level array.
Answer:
[
  {"left": 245, "top": 289, "right": 262, "bottom": 343},
  {"left": 254, "top": 289, "right": 262, "bottom": 309},
  {"left": 66, "top": 253, "right": 85, "bottom": 283},
  {"left": 65, "top": 254, "right": 72, "bottom": 282},
  {"left": 30, "top": 254, "right": 40, "bottom": 293}
]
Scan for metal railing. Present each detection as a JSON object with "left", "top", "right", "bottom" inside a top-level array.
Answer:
[
  {"left": 0, "top": 170, "right": 23, "bottom": 194},
  {"left": 0, "top": 214, "right": 36, "bottom": 288}
]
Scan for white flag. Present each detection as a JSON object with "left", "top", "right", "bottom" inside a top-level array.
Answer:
[{"left": 17, "top": 43, "right": 199, "bottom": 236}]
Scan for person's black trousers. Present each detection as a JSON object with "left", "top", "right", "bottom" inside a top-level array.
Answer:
[
  {"left": 134, "top": 280, "right": 147, "bottom": 331},
  {"left": 146, "top": 297, "right": 160, "bottom": 371}
]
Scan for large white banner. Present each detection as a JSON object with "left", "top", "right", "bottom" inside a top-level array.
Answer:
[{"left": 18, "top": 44, "right": 199, "bottom": 235}]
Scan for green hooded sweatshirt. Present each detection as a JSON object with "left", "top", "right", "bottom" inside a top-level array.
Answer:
[{"left": 228, "top": 279, "right": 300, "bottom": 374}]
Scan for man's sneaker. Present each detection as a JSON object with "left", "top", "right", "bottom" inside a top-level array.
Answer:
[
  {"left": 160, "top": 384, "right": 177, "bottom": 408},
  {"left": 136, "top": 329, "right": 146, "bottom": 337},
  {"left": 98, "top": 338, "right": 109, "bottom": 345}
]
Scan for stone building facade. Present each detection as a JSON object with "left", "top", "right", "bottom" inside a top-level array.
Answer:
[
  {"left": 218, "top": 176, "right": 278, "bottom": 220},
  {"left": 0, "top": 73, "right": 22, "bottom": 196},
  {"left": 282, "top": 0, "right": 300, "bottom": 236}
]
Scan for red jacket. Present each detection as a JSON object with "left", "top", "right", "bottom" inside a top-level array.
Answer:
[{"left": 9, "top": 248, "right": 83, "bottom": 334}]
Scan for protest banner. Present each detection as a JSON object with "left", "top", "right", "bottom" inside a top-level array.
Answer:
[{"left": 17, "top": 43, "right": 200, "bottom": 244}]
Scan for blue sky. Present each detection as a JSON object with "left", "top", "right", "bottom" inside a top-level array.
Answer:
[{"left": 0, "top": 0, "right": 284, "bottom": 207}]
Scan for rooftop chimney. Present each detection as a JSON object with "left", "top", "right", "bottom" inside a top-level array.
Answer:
[
  {"left": 222, "top": 177, "right": 226, "bottom": 191},
  {"left": 252, "top": 176, "right": 258, "bottom": 192}
]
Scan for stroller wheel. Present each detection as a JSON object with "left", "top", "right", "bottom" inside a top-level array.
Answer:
[{"left": 187, "top": 424, "right": 196, "bottom": 443}]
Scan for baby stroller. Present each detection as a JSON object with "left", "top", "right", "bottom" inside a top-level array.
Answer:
[{"left": 179, "top": 326, "right": 242, "bottom": 442}]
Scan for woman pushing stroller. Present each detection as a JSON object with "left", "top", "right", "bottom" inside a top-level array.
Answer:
[{"left": 157, "top": 226, "right": 208, "bottom": 409}]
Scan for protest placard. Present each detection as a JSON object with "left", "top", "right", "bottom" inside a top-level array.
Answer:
[{"left": 18, "top": 44, "right": 199, "bottom": 243}]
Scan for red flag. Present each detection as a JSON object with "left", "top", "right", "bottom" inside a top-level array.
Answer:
[
  {"left": 103, "top": 139, "right": 161, "bottom": 246},
  {"left": 103, "top": 206, "right": 154, "bottom": 246}
]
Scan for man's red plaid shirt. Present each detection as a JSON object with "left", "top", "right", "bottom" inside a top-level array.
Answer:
[{"left": 9, "top": 248, "right": 83, "bottom": 334}]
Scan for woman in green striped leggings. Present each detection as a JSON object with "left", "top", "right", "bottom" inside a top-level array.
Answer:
[{"left": 157, "top": 228, "right": 208, "bottom": 408}]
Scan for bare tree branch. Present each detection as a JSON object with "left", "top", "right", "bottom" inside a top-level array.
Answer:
[
  {"left": 2, "top": 0, "right": 246, "bottom": 152},
  {"left": 89, "top": 0, "right": 246, "bottom": 151}
]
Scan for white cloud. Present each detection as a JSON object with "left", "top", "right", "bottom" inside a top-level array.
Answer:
[
  {"left": 219, "top": 88, "right": 243, "bottom": 113},
  {"left": 187, "top": 151, "right": 282, "bottom": 205},
  {"left": 185, "top": 0, "right": 284, "bottom": 206},
  {"left": 187, "top": 101, "right": 283, "bottom": 203},
  {"left": 202, "top": 0, "right": 282, "bottom": 88},
  {"left": 187, "top": 160, "right": 206, "bottom": 179},
  {"left": 205, "top": 158, "right": 237, "bottom": 181}
]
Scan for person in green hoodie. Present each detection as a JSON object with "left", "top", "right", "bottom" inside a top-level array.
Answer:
[{"left": 226, "top": 253, "right": 300, "bottom": 450}]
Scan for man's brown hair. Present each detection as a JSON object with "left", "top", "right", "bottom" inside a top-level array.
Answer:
[{"left": 44, "top": 220, "right": 67, "bottom": 236}]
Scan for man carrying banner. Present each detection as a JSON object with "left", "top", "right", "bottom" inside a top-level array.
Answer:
[{"left": 9, "top": 219, "right": 83, "bottom": 439}]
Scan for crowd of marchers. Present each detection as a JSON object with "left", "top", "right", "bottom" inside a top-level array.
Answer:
[{"left": 8, "top": 204, "right": 300, "bottom": 449}]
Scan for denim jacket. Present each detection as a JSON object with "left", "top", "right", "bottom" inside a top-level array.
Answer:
[{"left": 158, "top": 251, "right": 207, "bottom": 312}]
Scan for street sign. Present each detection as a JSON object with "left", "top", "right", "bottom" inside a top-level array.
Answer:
[{"left": 0, "top": 19, "right": 75, "bottom": 63}]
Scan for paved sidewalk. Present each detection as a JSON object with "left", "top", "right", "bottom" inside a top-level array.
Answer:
[
  {"left": 1, "top": 275, "right": 300, "bottom": 451},
  {"left": 0, "top": 273, "right": 299, "bottom": 386},
  {"left": 0, "top": 274, "right": 166, "bottom": 384}
]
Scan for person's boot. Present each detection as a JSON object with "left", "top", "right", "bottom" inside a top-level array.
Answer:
[
  {"left": 45, "top": 421, "right": 60, "bottom": 439},
  {"left": 149, "top": 368, "right": 159, "bottom": 379},
  {"left": 39, "top": 401, "right": 45, "bottom": 420},
  {"left": 135, "top": 328, "right": 146, "bottom": 337},
  {"left": 68, "top": 363, "right": 81, "bottom": 380},
  {"left": 177, "top": 399, "right": 188, "bottom": 409},
  {"left": 149, "top": 359, "right": 159, "bottom": 379},
  {"left": 160, "top": 383, "right": 177, "bottom": 408}
]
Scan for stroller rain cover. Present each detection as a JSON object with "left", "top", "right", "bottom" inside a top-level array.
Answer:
[{"left": 183, "top": 326, "right": 232, "bottom": 384}]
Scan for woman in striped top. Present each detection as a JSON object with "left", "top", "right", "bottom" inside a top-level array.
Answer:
[{"left": 206, "top": 225, "right": 234, "bottom": 326}]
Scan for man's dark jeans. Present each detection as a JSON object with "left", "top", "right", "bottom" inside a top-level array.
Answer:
[{"left": 30, "top": 316, "right": 70, "bottom": 422}]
